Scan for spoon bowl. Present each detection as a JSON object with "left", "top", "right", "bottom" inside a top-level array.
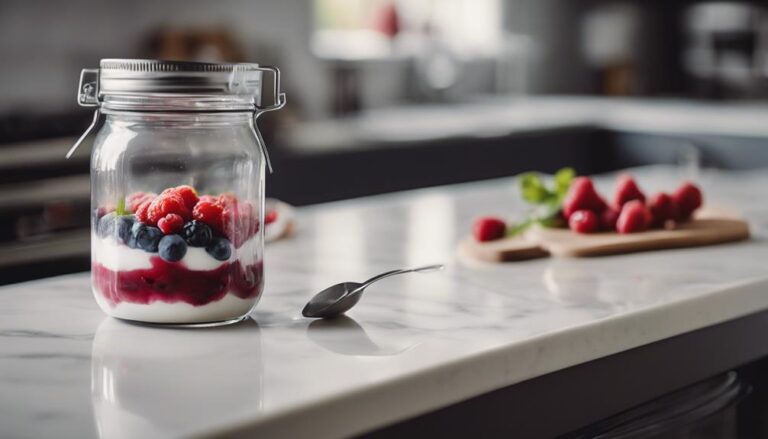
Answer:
[{"left": 302, "top": 264, "right": 444, "bottom": 319}]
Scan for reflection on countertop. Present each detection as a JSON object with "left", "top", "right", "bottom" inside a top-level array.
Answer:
[{"left": 91, "top": 318, "right": 262, "bottom": 439}]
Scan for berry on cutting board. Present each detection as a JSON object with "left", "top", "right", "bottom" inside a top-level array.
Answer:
[
  {"left": 648, "top": 192, "right": 679, "bottom": 228},
  {"left": 672, "top": 181, "right": 703, "bottom": 220},
  {"left": 265, "top": 209, "right": 278, "bottom": 225},
  {"left": 599, "top": 207, "right": 619, "bottom": 232},
  {"left": 616, "top": 200, "right": 652, "bottom": 234},
  {"left": 613, "top": 175, "right": 645, "bottom": 208},
  {"left": 569, "top": 210, "right": 599, "bottom": 234},
  {"left": 473, "top": 217, "right": 507, "bottom": 242},
  {"left": 562, "top": 177, "right": 607, "bottom": 218}
]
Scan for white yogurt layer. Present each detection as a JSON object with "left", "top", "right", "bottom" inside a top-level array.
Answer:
[
  {"left": 93, "top": 288, "right": 259, "bottom": 324},
  {"left": 92, "top": 234, "right": 259, "bottom": 272}
]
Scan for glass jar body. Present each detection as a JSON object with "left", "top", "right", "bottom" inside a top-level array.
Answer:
[{"left": 90, "top": 111, "right": 265, "bottom": 325}]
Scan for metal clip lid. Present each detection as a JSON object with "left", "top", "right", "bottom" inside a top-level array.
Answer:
[{"left": 68, "top": 59, "right": 286, "bottom": 171}]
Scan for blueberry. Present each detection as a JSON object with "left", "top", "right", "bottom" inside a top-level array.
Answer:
[
  {"left": 205, "top": 237, "right": 232, "bottom": 261},
  {"left": 136, "top": 226, "right": 163, "bottom": 253},
  {"left": 182, "top": 220, "right": 212, "bottom": 247},
  {"left": 115, "top": 215, "right": 136, "bottom": 245},
  {"left": 158, "top": 235, "right": 187, "bottom": 262},
  {"left": 96, "top": 212, "right": 116, "bottom": 239}
]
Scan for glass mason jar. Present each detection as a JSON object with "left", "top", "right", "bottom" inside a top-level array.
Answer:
[{"left": 71, "top": 59, "right": 285, "bottom": 326}]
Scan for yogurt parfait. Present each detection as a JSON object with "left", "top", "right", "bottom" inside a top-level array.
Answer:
[{"left": 91, "top": 186, "right": 264, "bottom": 324}]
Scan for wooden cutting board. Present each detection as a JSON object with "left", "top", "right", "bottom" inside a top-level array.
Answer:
[{"left": 459, "top": 210, "right": 750, "bottom": 263}]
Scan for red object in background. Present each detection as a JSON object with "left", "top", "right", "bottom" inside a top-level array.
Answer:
[
  {"left": 673, "top": 182, "right": 703, "bottom": 220},
  {"left": 563, "top": 177, "right": 608, "bottom": 219},
  {"left": 616, "top": 200, "right": 652, "bottom": 233},
  {"left": 600, "top": 207, "right": 620, "bottom": 231},
  {"left": 473, "top": 217, "right": 507, "bottom": 242},
  {"left": 613, "top": 175, "right": 646, "bottom": 209},
  {"left": 265, "top": 210, "right": 278, "bottom": 225},
  {"left": 374, "top": 2, "right": 400, "bottom": 38},
  {"left": 648, "top": 192, "right": 679, "bottom": 227},
  {"left": 569, "top": 210, "right": 599, "bottom": 234}
]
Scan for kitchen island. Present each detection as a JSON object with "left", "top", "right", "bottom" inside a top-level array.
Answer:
[{"left": 2, "top": 166, "right": 768, "bottom": 438}]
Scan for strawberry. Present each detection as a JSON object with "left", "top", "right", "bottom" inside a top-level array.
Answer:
[
  {"left": 648, "top": 192, "right": 679, "bottom": 228},
  {"left": 157, "top": 213, "right": 184, "bottom": 234},
  {"left": 472, "top": 217, "right": 507, "bottom": 242},
  {"left": 265, "top": 210, "right": 278, "bottom": 225},
  {"left": 613, "top": 174, "right": 645, "bottom": 208},
  {"left": 672, "top": 182, "right": 703, "bottom": 220},
  {"left": 616, "top": 200, "right": 652, "bottom": 233},
  {"left": 562, "top": 177, "right": 608, "bottom": 219},
  {"left": 599, "top": 207, "right": 620, "bottom": 232},
  {"left": 569, "top": 210, "right": 598, "bottom": 234},
  {"left": 148, "top": 193, "right": 191, "bottom": 225},
  {"left": 193, "top": 200, "right": 224, "bottom": 232}
]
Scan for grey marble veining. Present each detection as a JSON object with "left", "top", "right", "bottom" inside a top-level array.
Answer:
[{"left": 2, "top": 166, "right": 768, "bottom": 438}]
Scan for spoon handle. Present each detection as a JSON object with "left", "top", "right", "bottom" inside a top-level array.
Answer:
[{"left": 357, "top": 264, "right": 444, "bottom": 291}]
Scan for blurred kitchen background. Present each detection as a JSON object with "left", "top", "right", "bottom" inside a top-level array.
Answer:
[{"left": 1, "top": 0, "right": 768, "bottom": 284}]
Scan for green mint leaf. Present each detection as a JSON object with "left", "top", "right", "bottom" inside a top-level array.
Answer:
[
  {"left": 507, "top": 219, "right": 534, "bottom": 237},
  {"left": 115, "top": 198, "right": 127, "bottom": 216},
  {"left": 554, "top": 167, "right": 575, "bottom": 196},
  {"left": 520, "top": 172, "right": 551, "bottom": 204}
]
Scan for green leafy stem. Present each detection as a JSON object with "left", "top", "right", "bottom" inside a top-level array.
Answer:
[{"left": 510, "top": 167, "right": 575, "bottom": 236}]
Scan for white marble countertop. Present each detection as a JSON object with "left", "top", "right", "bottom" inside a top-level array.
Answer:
[{"left": 3, "top": 166, "right": 768, "bottom": 438}]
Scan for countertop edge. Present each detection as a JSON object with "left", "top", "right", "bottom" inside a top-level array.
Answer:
[{"left": 196, "top": 276, "right": 768, "bottom": 439}]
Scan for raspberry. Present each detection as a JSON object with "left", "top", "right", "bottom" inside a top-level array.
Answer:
[
  {"left": 672, "top": 182, "right": 703, "bottom": 220},
  {"left": 173, "top": 185, "right": 199, "bottom": 210},
  {"left": 616, "top": 200, "right": 652, "bottom": 234},
  {"left": 127, "top": 192, "right": 155, "bottom": 213},
  {"left": 568, "top": 209, "right": 598, "bottom": 234},
  {"left": 562, "top": 177, "right": 608, "bottom": 219},
  {"left": 600, "top": 207, "right": 619, "bottom": 232},
  {"left": 157, "top": 213, "right": 184, "bottom": 234},
  {"left": 192, "top": 200, "right": 224, "bottom": 232},
  {"left": 472, "top": 217, "right": 507, "bottom": 242},
  {"left": 265, "top": 210, "right": 278, "bottom": 225},
  {"left": 221, "top": 202, "right": 259, "bottom": 247},
  {"left": 198, "top": 195, "right": 218, "bottom": 204},
  {"left": 148, "top": 194, "right": 191, "bottom": 225},
  {"left": 648, "top": 192, "right": 679, "bottom": 228},
  {"left": 95, "top": 206, "right": 114, "bottom": 219},
  {"left": 613, "top": 175, "right": 645, "bottom": 208},
  {"left": 135, "top": 198, "right": 154, "bottom": 223},
  {"left": 217, "top": 192, "right": 239, "bottom": 209}
]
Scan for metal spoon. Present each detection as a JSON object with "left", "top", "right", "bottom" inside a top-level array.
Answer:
[{"left": 302, "top": 264, "right": 444, "bottom": 319}]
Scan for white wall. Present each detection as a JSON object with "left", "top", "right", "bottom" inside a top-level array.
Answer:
[
  {"left": 0, "top": 0, "right": 330, "bottom": 118},
  {"left": 0, "top": 0, "right": 593, "bottom": 118}
]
